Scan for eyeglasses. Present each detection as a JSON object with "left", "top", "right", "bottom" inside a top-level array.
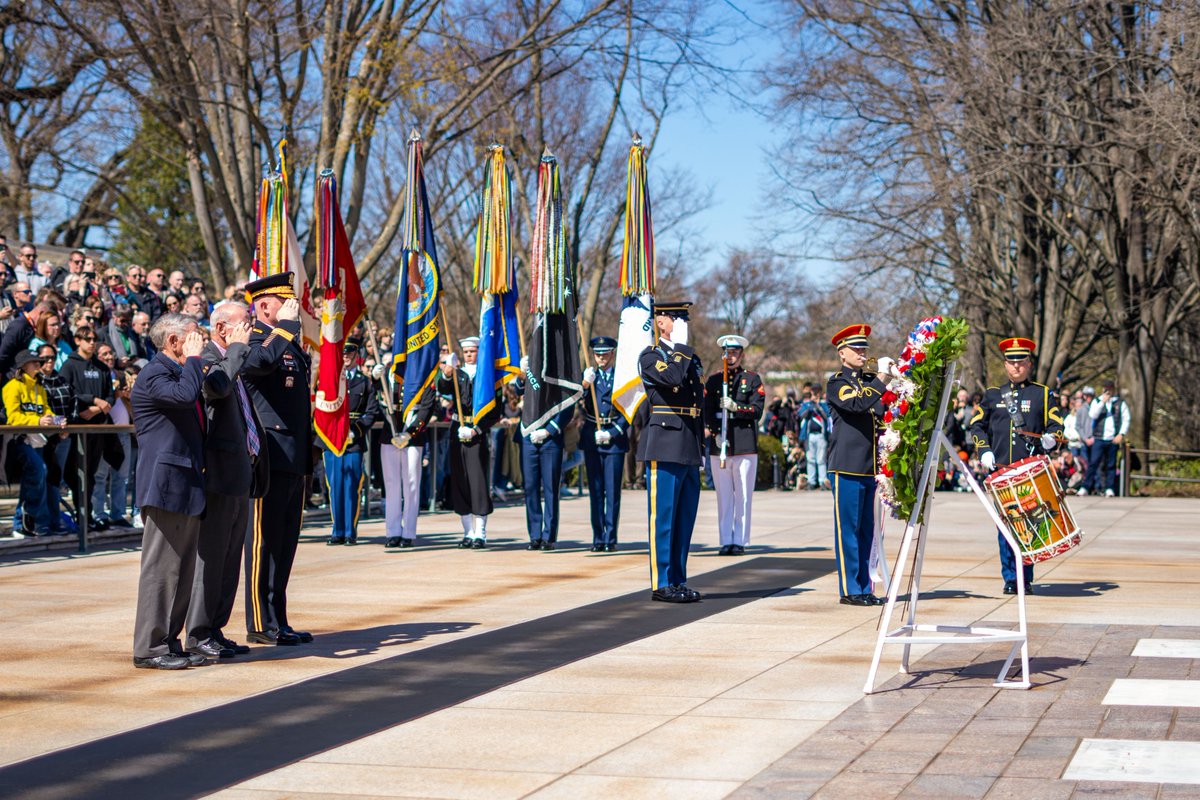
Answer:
[{"left": 70, "top": 259, "right": 84, "bottom": 265}]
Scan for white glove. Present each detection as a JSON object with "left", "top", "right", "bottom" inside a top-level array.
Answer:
[
  {"left": 595, "top": 430, "right": 612, "bottom": 445},
  {"left": 529, "top": 428, "right": 550, "bottom": 444},
  {"left": 672, "top": 319, "right": 688, "bottom": 346},
  {"left": 1041, "top": 433, "right": 1057, "bottom": 450},
  {"left": 277, "top": 297, "right": 300, "bottom": 321},
  {"left": 371, "top": 363, "right": 386, "bottom": 381},
  {"left": 440, "top": 352, "right": 460, "bottom": 368},
  {"left": 876, "top": 357, "right": 896, "bottom": 378},
  {"left": 520, "top": 356, "right": 530, "bottom": 372},
  {"left": 392, "top": 432, "right": 411, "bottom": 448},
  {"left": 980, "top": 451, "right": 996, "bottom": 472},
  {"left": 720, "top": 396, "right": 737, "bottom": 412},
  {"left": 457, "top": 425, "right": 477, "bottom": 442},
  {"left": 583, "top": 367, "right": 597, "bottom": 385}
]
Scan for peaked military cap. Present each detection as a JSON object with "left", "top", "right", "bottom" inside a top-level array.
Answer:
[
  {"left": 831, "top": 324, "right": 871, "bottom": 349},
  {"left": 717, "top": 334, "right": 749, "bottom": 349},
  {"left": 998, "top": 337, "right": 1036, "bottom": 361},
  {"left": 652, "top": 301, "right": 692, "bottom": 321},
  {"left": 243, "top": 272, "right": 296, "bottom": 303},
  {"left": 589, "top": 335, "right": 617, "bottom": 353}
]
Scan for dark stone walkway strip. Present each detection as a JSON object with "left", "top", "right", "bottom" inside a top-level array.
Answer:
[{"left": 0, "top": 556, "right": 833, "bottom": 800}]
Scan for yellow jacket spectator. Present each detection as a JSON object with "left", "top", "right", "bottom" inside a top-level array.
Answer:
[{"left": 3, "top": 349, "right": 57, "bottom": 535}]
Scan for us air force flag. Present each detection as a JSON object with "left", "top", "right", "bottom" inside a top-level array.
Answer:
[
  {"left": 472, "top": 287, "right": 522, "bottom": 422},
  {"left": 612, "top": 292, "right": 653, "bottom": 423},
  {"left": 521, "top": 306, "right": 584, "bottom": 433}
]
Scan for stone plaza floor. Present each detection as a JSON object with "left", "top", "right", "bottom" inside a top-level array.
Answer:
[{"left": 1, "top": 487, "right": 1197, "bottom": 798}]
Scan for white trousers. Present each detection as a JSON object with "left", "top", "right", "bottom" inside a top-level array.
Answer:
[
  {"left": 710, "top": 453, "right": 757, "bottom": 546},
  {"left": 380, "top": 444, "right": 422, "bottom": 541}
]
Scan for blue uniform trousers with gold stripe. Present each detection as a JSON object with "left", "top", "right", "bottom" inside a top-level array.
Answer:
[
  {"left": 324, "top": 450, "right": 365, "bottom": 542},
  {"left": 645, "top": 461, "right": 700, "bottom": 589},
  {"left": 832, "top": 472, "right": 874, "bottom": 597}
]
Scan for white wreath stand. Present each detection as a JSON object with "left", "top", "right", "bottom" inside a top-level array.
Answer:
[{"left": 863, "top": 362, "right": 1030, "bottom": 694}]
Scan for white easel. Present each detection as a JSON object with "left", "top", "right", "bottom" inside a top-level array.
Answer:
[{"left": 863, "top": 362, "right": 1031, "bottom": 694}]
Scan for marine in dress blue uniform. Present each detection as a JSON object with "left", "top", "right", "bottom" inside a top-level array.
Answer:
[
  {"left": 240, "top": 274, "right": 314, "bottom": 646},
  {"left": 637, "top": 302, "right": 704, "bottom": 603},
  {"left": 968, "top": 337, "right": 1064, "bottom": 595},
  {"left": 580, "top": 336, "right": 628, "bottom": 552},
  {"left": 320, "top": 339, "right": 381, "bottom": 545},
  {"left": 826, "top": 324, "right": 887, "bottom": 607}
]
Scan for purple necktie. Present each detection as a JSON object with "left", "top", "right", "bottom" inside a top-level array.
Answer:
[{"left": 236, "top": 379, "right": 260, "bottom": 456}]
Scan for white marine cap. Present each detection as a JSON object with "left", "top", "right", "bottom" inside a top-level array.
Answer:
[{"left": 717, "top": 334, "right": 749, "bottom": 349}]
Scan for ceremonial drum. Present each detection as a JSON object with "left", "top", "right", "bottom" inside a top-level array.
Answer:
[{"left": 984, "top": 456, "right": 1083, "bottom": 565}]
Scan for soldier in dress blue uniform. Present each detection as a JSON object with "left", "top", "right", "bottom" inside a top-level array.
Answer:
[
  {"left": 638, "top": 301, "right": 704, "bottom": 603},
  {"left": 703, "top": 334, "right": 765, "bottom": 555},
  {"left": 320, "top": 339, "right": 381, "bottom": 546},
  {"left": 827, "top": 324, "right": 887, "bottom": 607},
  {"left": 968, "top": 337, "right": 1064, "bottom": 595},
  {"left": 580, "top": 336, "right": 628, "bottom": 552},
  {"left": 240, "top": 273, "right": 314, "bottom": 646}
]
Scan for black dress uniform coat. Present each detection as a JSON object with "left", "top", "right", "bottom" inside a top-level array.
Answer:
[
  {"left": 703, "top": 365, "right": 765, "bottom": 456},
  {"left": 636, "top": 342, "right": 704, "bottom": 466},
  {"left": 388, "top": 381, "right": 437, "bottom": 447},
  {"left": 438, "top": 368, "right": 501, "bottom": 516},
  {"left": 826, "top": 368, "right": 886, "bottom": 476},
  {"left": 968, "top": 380, "right": 1063, "bottom": 467},
  {"left": 241, "top": 318, "right": 312, "bottom": 474}
]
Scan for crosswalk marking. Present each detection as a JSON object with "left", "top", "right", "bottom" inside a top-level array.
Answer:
[
  {"left": 1064, "top": 739, "right": 1200, "bottom": 784},
  {"left": 1131, "top": 639, "right": 1200, "bottom": 659},
  {"left": 1103, "top": 679, "right": 1200, "bottom": 709}
]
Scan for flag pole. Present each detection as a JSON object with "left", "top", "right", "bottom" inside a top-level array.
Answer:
[{"left": 439, "top": 304, "right": 465, "bottom": 425}]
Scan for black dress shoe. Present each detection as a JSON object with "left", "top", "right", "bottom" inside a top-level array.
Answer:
[
  {"left": 89, "top": 516, "right": 110, "bottom": 532},
  {"left": 458, "top": 537, "right": 473, "bottom": 549},
  {"left": 591, "top": 543, "right": 605, "bottom": 552},
  {"left": 174, "top": 651, "right": 212, "bottom": 666},
  {"left": 189, "top": 640, "right": 235, "bottom": 659},
  {"left": 133, "top": 653, "right": 190, "bottom": 670},
  {"left": 526, "top": 540, "right": 543, "bottom": 550},
  {"left": 671, "top": 584, "right": 702, "bottom": 602},
  {"left": 605, "top": 543, "right": 617, "bottom": 552},
  {"left": 214, "top": 632, "right": 250, "bottom": 654},
  {"left": 719, "top": 545, "right": 733, "bottom": 555},
  {"left": 541, "top": 542, "right": 556, "bottom": 551},
  {"left": 399, "top": 538, "right": 414, "bottom": 548},
  {"left": 865, "top": 594, "right": 885, "bottom": 605},
  {"left": 839, "top": 595, "right": 873, "bottom": 606},
  {"left": 327, "top": 537, "right": 345, "bottom": 546},
  {"left": 246, "top": 630, "right": 301, "bottom": 646},
  {"left": 109, "top": 516, "right": 134, "bottom": 529},
  {"left": 283, "top": 626, "right": 313, "bottom": 643},
  {"left": 732, "top": 545, "right": 745, "bottom": 556},
  {"left": 344, "top": 539, "right": 357, "bottom": 546},
  {"left": 385, "top": 537, "right": 401, "bottom": 548},
  {"left": 1003, "top": 581, "right": 1017, "bottom": 595},
  {"left": 651, "top": 586, "right": 688, "bottom": 603},
  {"left": 471, "top": 538, "right": 486, "bottom": 549}
]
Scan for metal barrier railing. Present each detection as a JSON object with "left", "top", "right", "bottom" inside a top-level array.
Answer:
[
  {"left": 1, "top": 424, "right": 137, "bottom": 552},
  {"left": 1125, "top": 445, "right": 1200, "bottom": 495}
]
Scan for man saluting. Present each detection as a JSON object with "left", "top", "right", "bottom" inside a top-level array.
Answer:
[{"left": 638, "top": 301, "right": 704, "bottom": 603}]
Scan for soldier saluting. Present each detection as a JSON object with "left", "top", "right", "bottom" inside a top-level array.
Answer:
[
  {"left": 969, "top": 337, "right": 1063, "bottom": 595},
  {"left": 703, "top": 334, "right": 764, "bottom": 555},
  {"left": 638, "top": 301, "right": 704, "bottom": 603}
]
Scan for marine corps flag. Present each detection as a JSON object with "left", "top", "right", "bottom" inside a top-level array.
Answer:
[
  {"left": 312, "top": 170, "right": 366, "bottom": 455},
  {"left": 612, "top": 135, "right": 655, "bottom": 423},
  {"left": 251, "top": 140, "right": 319, "bottom": 347},
  {"left": 522, "top": 152, "right": 583, "bottom": 433},
  {"left": 392, "top": 130, "right": 442, "bottom": 419},
  {"left": 471, "top": 144, "right": 523, "bottom": 422}
]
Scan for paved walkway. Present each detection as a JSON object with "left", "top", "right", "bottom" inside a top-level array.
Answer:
[{"left": 0, "top": 488, "right": 1197, "bottom": 798}]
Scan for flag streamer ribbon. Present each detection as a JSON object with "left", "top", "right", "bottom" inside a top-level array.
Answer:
[
  {"left": 529, "top": 153, "right": 570, "bottom": 313},
  {"left": 619, "top": 139, "right": 655, "bottom": 296},
  {"left": 472, "top": 145, "right": 515, "bottom": 294}
]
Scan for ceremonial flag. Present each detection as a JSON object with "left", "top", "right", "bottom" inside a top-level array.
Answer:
[
  {"left": 611, "top": 136, "right": 655, "bottom": 423},
  {"left": 522, "top": 152, "right": 583, "bottom": 433},
  {"left": 251, "top": 140, "right": 319, "bottom": 347},
  {"left": 312, "top": 170, "right": 366, "bottom": 455},
  {"left": 471, "top": 145, "right": 522, "bottom": 422},
  {"left": 392, "top": 131, "right": 442, "bottom": 419}
]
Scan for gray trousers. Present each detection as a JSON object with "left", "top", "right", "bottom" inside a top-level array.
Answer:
[
  {"left": 133, "top": 506, "right": 201, "bottom": 658},
  {"left": 186, "top": 491, "right": 250, "bottom": 648}
]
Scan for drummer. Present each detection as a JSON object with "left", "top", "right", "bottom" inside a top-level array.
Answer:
[{"left": 969, "top": 337, "right": 1064, "bottom": 595}]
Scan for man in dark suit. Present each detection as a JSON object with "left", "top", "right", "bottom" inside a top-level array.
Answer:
[
  {"left": 638, "top": 301, "right": 704, "bottom": 604},
  {"left": 184, "top": 301, "right": 269, "bottom": 659},
  {"left": 320, "top": 338, "right": 380, "bottom": 545},
  {"left": 0, "top": 300, "right": 51, "bottom": 376},
  {"left": 241, "top": 274, "right": 313, "bottom": 646},
  {"left": 130, "top": 313, "right": 210, "bottom": 670}
]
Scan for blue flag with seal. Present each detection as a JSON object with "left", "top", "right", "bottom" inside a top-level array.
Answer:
[
  {"left": 392, "top": 131, "right": 441, "bottom": 419},
  {"left": 472, "top": 287, "right": 522, "bottom": 422}
]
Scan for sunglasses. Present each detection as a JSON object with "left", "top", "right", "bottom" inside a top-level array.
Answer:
[{"left": 77, "top": 336, "right": 96, "bottom": 342}]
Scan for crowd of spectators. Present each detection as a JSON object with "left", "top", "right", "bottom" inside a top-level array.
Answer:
[{"left": 0, "top": 239, "right": 228, "bottom": 537}]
